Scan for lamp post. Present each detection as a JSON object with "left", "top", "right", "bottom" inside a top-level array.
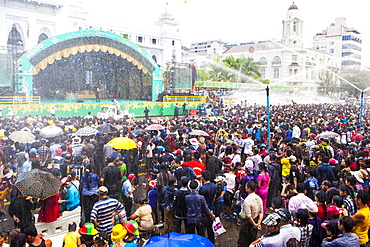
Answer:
[
  {"left": 360, "top": 90, "right": 364, "bottom": 131},
  {"left": 266, "top": 86, "right": 271, "bottom": 149}
]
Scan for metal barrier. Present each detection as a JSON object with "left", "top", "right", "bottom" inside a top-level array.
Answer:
[
  {"left": 163, "top": 95, "right": 206, "bottom": 103},
  {"left": 0, "top": 96, "right": 41, "bottom": 104}
]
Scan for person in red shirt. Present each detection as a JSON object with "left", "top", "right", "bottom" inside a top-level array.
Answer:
[{"left": 183, "top": 151, "right": 205, "bottom": 177}]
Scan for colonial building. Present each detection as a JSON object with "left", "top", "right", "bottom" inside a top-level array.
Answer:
[
  {"left": 313, "top": 17, "right": 362, "bottom": 66},
  {"left": 182, "top": 3, "right": 341, "bottom": 92},
  {"left": 0, "top": 0, "right": 181, "bottom": 91}
]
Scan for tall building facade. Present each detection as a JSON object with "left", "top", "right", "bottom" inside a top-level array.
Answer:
[
  {"left": 313, "top": 17, "right": 362, "bottom": 66},
  {"left": 182, "top": 3, "right": 341, "bottom": 91}
]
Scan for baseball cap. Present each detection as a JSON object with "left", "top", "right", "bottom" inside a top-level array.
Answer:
[
  {"left": 96, "top": 186, "right": 108, "bottom": 195},
  {"left": 262, "top": 213, "right": 281, "bottom": 226},
  {"left": 277, "top": 208, "right": 291, "bottom": 222}
]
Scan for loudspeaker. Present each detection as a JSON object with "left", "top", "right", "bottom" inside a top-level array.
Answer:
[{"left": 76, "top": 98, "right": 84, "bottom": 103}]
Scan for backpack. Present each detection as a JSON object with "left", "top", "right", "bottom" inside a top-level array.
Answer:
[{"left": 161, "top": 185, "right": 177, "bottom": 210}]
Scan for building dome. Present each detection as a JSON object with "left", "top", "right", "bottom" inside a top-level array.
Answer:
[{"left": 288, "top": 2, "right": 298, "bottom": 10}]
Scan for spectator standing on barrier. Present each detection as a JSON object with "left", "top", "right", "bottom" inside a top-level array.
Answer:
[{"left": 91, "top": 186, "right": 124, "bottom": 234}]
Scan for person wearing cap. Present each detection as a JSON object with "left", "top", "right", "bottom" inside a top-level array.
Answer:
[
  {"left": 306, "top": 201, "right": 322, "bottom": 247},
  {"left": 91, "top": 186, "right": 124, "bottom": 234},
  {"left": 277, "top": 208, "right": 301, "bottom": 246},
  {"left": 250, "top": 212, "right": 284, "bottom": 246},
  {"left": 58, "top": 177, "right": 80, "bottom": 211},
  {"left": 78, "top": 222, "right": 98, "bottom": 247},
  {"left": 122, "top": 173, "right": 137, "bottom": 216},
  {"left": 185, "top": 179, "right": 215, "bottom": 236},
  {"left": 238, "top": 181, "right": 263, "bottom": 247},
  {"left": 322, "top": 216, "right": 360, "bottom": 247},
  {"left": 351, "top": 190, "right": 370, "bottom": 246}
]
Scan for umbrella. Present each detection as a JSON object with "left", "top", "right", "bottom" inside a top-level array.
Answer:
[
  {"left": 189, "top": 130, "right": 210, "bottom": 137},
  {"left": 317, "top": 131, "right": 339, "bottom": 139},
  {"left": 15, "top": 169, "right": 60, "bottom": 199},
  {"left": 131, "top": 129, "right": 149, "bottom": 136},
  {"left": 39, "top": 126, "right": 63, "bottom": 138},
  {"left": 76, "top": 127, "right": 98, "bottom": 136},
  {"left": 107, "top": 137, "right": 137, "bottom": 150},
  {"left": 144, "top": 232, "right": 214, "bottom": 247},
  {"left": 145, "top": 124, "right": 164, "bottom": 131},
  {"left": 8, "top": 130, "right": 35, "bottom": 143},
  {"left": 97, "top": 123, "right": 119, "bottom": 134}
]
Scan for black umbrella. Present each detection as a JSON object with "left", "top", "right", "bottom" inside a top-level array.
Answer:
[
  {"left": 131, "top": 129, "right": 149, "bottom": 136},
  {"left": 97, "top": 123, "right": 119, "bottom": 134}
]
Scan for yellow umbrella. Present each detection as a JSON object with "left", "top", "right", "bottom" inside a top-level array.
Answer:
[
  {"left": 108, "top": 137, "right": 137, "bottom": 150},
  {"left": 0, "top": 131, "right": 4, "bottom": 138}
]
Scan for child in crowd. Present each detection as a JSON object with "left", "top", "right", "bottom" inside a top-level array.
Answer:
[{"left": 63, "top": 222, "right": 81, "bottom": 247}]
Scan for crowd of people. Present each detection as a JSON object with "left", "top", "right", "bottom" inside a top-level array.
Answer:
[{"left": 0, "top": 102, "right": 369, "bottom": 247}]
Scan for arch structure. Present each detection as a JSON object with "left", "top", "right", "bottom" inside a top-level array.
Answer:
[{"left": 17, "top": 30, "right": 162, "bottom": 101}]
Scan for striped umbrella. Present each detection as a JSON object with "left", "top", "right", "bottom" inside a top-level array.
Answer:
[{"left": 76, "top": 127, "right": 98, "bottom": 137}]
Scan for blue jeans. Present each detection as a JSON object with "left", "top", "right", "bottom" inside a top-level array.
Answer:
[{"left": 214, "top": 202, "right": 224, "bottom": 217}]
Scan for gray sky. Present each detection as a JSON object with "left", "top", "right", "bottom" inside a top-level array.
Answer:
[{"left": 87, "top": 0, "right": 370, "bottom": 66}]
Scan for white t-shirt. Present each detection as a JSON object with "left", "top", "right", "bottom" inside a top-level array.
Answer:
[{"left": 243, "top": 138, "right": 254, "bottom": 155}]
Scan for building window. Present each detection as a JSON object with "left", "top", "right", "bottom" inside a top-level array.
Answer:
[
  {"left": 292, "top": 55, "right": 297, "bottom": 61},
  {"left": 274, "top": 68, "right": 280, "bottom": 78},
  {"left": 329, "top": 49, "right": 334, "bottom": 53},
  {"left": 272, "top": 56, "right": 281, "bottom": 65},
  {"left": 260, "top": 57, "right": 267, "bottom": 65},
  {"left": 293, "top": 22, "right": 297, "bottom": 32},
  {"left": 261, "top": 69, "right": 265, "bottom": 79},
  {"left": 138, "top": 36, "right": 143, "bottom": 43},
  {"left": 38, "top": 33, "right": 49, "bottom": 43},
  {"left": 172, "top": 40, "right": 175, "bottom": 46},
  {"left": 329, "top": 41, "right": 334, "bottom": 45},
  {"left": 152, "top": 38, "right": 157, "bottom": 45}
]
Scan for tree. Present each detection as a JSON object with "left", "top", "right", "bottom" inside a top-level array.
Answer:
[
  {"left": 317, "top": 66, "right": 340, "bottom": 96},
  {"left": 339, "top": 66, "right": 370, "bottom": 97},
  {"left": 196, "top": 69, "right": 210, "bottom": 81}
]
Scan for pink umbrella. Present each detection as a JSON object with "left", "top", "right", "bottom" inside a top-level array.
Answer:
[{"left": 145, "top": 124, "right": 165, "bottom": 131}]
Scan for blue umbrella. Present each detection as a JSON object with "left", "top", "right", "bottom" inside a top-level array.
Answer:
[{"left": 144, "top": 232, "right": 214, "bottom": 247}]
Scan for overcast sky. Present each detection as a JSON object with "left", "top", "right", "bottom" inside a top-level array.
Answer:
[{"left": 87, "top": 0, "right": 370, "bottom": 66}]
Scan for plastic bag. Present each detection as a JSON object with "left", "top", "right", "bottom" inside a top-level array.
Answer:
[{"left": 212, "top": 217, "right": 226, "bottom": 237}]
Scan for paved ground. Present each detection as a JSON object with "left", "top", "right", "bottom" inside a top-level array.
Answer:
[{"left": 0, "top": 162, "right": 247, "bottom": 246}]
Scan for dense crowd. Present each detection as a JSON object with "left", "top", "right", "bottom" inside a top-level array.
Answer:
[{"left": 0, "top": 102, "right": 369, "bottom": 247}]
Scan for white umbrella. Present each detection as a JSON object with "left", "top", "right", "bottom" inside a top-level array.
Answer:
[
  {"left": 76, "top": 127, "right": 98, "bottom": 136},
  {"left": 317, "top": 131, "right": 339, "bottom": 139},
  {"left": 39, "top": 126, "right": 63, "bottom": 138},
  {"left": 8, "top": 131, "right": 35, "bottom": 143}
]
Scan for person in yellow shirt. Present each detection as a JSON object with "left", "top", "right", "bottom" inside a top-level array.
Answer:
[
  {"left": 63, "top": 222, "right": 81, "bottom": 247},
  {"left": 281, "top": 158, "right": 291, "bottom": 184},
  {"left": 351, "top": 190, "right": 370, "bottom": 246}
]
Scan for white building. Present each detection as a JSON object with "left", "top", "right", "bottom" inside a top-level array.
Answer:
[
  {"left": 313, "top": 17, "right": 362, "bottom": 66},
  {"left": 182, "top": 3, "right": 341, "bottom": 91},
  {"left": 0, "top": 0, "right": 181, "bottom": 87}
]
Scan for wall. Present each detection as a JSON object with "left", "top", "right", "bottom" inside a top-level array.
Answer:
[{"left": 3, "top": 101, "right": 199, "bottom": 118}]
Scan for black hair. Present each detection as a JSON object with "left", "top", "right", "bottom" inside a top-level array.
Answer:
[
  {"left": 356, "top": 190, "right": 370, "bottom": 205},
  {"left": 168, "top": 176, "right": 177, "bottom": 186},
  {"left": 332, "top": 195, "right": 343, "bottom": 207},
  {"left": 346, "top": 176, "right": 357, "bottom": 187},
  {"left": 10, "top": 233, "right": 26, "bottom": 247},
  {"left": 296, "top": 209, "right": 309, "bottom": 226},
  {"left": 193, "top": 151, "right": 201, "bottom": 160},
  {"left": 246, "top": 180, "right": 257, "bottom": 192},
  {"left": 106, "top": 156, "right": 114, "bottom": 163},
  {"left": 258, "top": 162, "right": 267, "bottom": 172},
  {"left": 180, "top": 176, "right": 190, "bottom": 188},
  {"left": 68, "top": 222, "right": 77, "bottom": 232},
  {"left": 188, "top": 179, "right": 199, "bottom": 190},
  {"left": 316, "top": 191, "right": 327, "bottom": 220},
  {"left": 340, "top": 216, "right": 355, "bottom": 232},
  {"left": 94, "top": 232, "right": 109, "bottom": 245},
  {"left": 322, "top": 156, "right": 330, "bottom": 163},
  {"left": 21, "top": 223, "right": 38, "bottom": 237},
  {"left": 271, "top": 197, "right": 284, "bottom": 209},
  {"left": 339, "top": 184, "right": 352, "bottom": 196},
  {"left": 202, "top": 170, "right": 212, "bottom": 181},
  {"left": 297, "top": 183, "right": 305, "bottom": 193},
  {"left": 325, "top": 221, "right": 340, "bottom": 240}
]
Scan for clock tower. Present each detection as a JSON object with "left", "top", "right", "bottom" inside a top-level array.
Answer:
[{"left": 282, "top": 2, "right": 304, "bottom": 49}]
